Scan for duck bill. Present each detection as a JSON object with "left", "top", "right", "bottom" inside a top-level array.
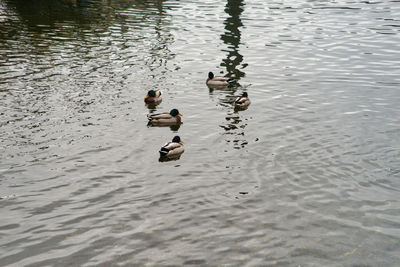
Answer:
[{"left": 179, "top": 113, "right": 183, "bottom": 116}]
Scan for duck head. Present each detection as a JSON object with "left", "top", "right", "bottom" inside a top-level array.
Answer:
[
  {"left": 147, "top": 90, "right": 156, "bottom": 97},
  {"left": 172, "top": 136, "right": 182, "bottom": 143},
  {"left": 208, "top": 72, "right": 214, "bottom": 79},
  {"left": 170, "top": 109, "right": 182, "bottom": 117}
]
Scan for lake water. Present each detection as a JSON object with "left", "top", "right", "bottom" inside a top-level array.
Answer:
[{"left": 1, "top": 0, "right": 400, "bottom": 265}]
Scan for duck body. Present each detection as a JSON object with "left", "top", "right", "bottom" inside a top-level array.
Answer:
[
  {"left": 159, "top": 136, "right": 184, "bottom": 157},
  {"left": 144, "top": 90, "right": 162, "bottom": 104},
  {"left": 147, "top": 109, "right": 182, "bottom": 125},
  {"left": 234, "top": 92, "right": 251, "bottom": 108},
  {"left": 206, "top": 72, "right": 235, "bottom": 87}
]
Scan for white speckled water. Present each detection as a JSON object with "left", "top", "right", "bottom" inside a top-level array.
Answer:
[{"left": 1, "top": 0, "right": 400, "bottom": 265}]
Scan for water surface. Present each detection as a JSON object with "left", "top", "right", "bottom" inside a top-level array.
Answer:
[{"left": 1, "top": 0, "right": 400, "bottom": 265}]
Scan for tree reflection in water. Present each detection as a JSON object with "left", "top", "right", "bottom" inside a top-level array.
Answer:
[
  {"left": 220, "top": 0, "right": 246, "bottom": 80},
  {"left": 1, "top": 0, "right": 174, "bottom": 117},
  {"left": 218, "top": 0, "right": 250, "bottom": 149}
]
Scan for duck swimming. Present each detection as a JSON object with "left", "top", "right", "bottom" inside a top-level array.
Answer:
[
  {"left": 206, "top": 72, "right": 235, "bottom": 87},
  {"left": 147, "top": 109, "right": 182, "bottom": 125},
  {"left": 144, "top": 89, "right": 162, "bottom": 104},
  {"left": 159, "top": 136, "right": 184, "bottom": 157},
  {"left": 234, "top": 92, "right": 251, "bottom": 108}
]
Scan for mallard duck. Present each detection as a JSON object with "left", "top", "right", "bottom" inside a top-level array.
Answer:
[
  {"left": 234, "top": 92, "right": 251, "bottom": 108},
  {"left": 206, "top": 72, "right": 235, "bottom": 87},
  {"left": 147, "top": 109, "right": 182, "bottom": 125},
  {"left": 144, "top": 89, "right": 162, "bottom": 103},
  {"left": 159, "top": 136, "right": 184, "bottom": 157}
]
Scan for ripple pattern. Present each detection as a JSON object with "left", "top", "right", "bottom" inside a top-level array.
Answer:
[{"left": 1, "top": 0, "right": 400, "bottom": 266}]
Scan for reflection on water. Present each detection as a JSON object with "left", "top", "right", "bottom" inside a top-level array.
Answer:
[
  {"left": 220, "top": 0, "right": 246, "bottom": 80},
  {"left": 4, "top": 0, "right": 166, "bottom": 27},
  {"left": 145, "top": 101, "right": 161, "bottom": 112},
  {"left": 147, "top": 122, "right": 181, "bottom": 132},
  {"left": 3, "top": 0, "right": 81, "bottom": 26},
  {"left": 1, "top": 0, "right": 400, "bottom": 266},
  {"left": 159, "top": 154, "right": 182, "bottom": 162},
  {"left": 234, "top": 103, "right": 249, "bottom": 112},
  {"left": 218, "top": 0, "right": 249, "bottom": 149}
]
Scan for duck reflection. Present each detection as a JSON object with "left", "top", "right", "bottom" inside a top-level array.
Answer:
[
  {"left": 145, "top": 102, "right": 161, "bottom": 113},
  {"left": 217, "top": 0, "right": 249, "bottom": 149},
  {"left": 159, "top": 154, "right": 182, "bottom": 162},
  {"left": 147, "top": 123, "right": 181, "bottom": 132}
]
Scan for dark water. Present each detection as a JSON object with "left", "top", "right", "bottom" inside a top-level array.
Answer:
[{"left": 1, "top": 0, "right": 400, "bottom": 265}]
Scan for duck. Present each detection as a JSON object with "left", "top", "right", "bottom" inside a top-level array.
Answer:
[
  {"left": 144, "top": 89, "right": 162, "bottom": 104},
  {"left": 234, "top": 92, "right": 251, "bottom": 108},
  {"left": 206, "top": 72, "right": 235, "bottom": 87},
  {"left": 147, "top": 109, "right": 182, "bottom": 125},
  {"left": 159, "top": 136, "right": 184, "bottom": 157}
]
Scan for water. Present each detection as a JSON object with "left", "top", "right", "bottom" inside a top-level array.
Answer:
[{"left": 1, "top": 0, "right": 400, "bottom": 265}]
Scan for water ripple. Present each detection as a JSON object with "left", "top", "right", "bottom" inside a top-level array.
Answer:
[{"left": 1, "top": 0, "right": 400, "bottom": 266}]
